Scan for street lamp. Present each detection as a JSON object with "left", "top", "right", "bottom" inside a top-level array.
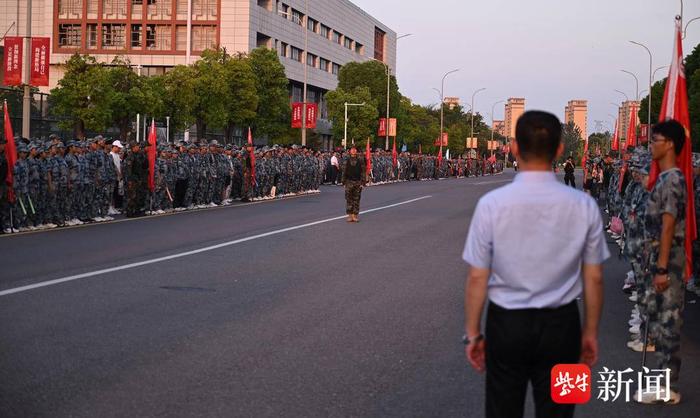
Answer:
[
  {"left": 630, "top": 40, "right": 653, "bottom": 136},
  {"left": 620, "top": 69, "right": 640, "bottom": 101},
  {"left": 653, "top": 65, "right": 669, "bottom": 81},
  {"left": 614, "top": 90, "right": 629, "bottom": 102},
  {"left": 489, "top": 99, "right": 505, "bottom": 145},
  {"left": 439, "top": 69, "right": 460, "bottom": 152},
  {"left": 470, "top": 88, "right": 486, "bottom": 146},
  {"left": 683, "top": 17, "right": 700, "bottom": 39},
  {"left": 343, "top": 102, "right": 365, "bottom": 148}
]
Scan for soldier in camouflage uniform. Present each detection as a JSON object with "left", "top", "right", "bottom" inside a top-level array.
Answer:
[
  {"left": 635, "top": 120, "right": 687, "bottom": 404},
  {"left": 64, "top": 141, "right": 81, "bottom": 225},
  {"left": 27, "top": 143, "right": 42, "bottom": 228},
  {"left": 342, "top": 146, "right": 366, "bottom": 222},
  {"left": 55, "top": 143, "right": 70, "bottom": 226},
  {"left": 124, "top": 142, "right": 148, "bottom": 217},
  {"left": 12, "top": 142, "right": 30, "bottom": 230}
]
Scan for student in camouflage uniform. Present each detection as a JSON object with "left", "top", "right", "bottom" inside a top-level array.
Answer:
[
  {"left": 341, "top": 146, "right": 366, "bottom": 223},
  {"left": 687, "top": 153, "right": 700, "bottom": 296},
  {"left": 12, "top": 142, "right": 30, "bottom": 230},
  {"left": 635, "top": 120, "right": 688, "bottom": 404},
  {"left": 124, "top": 142, "right": 148, "bottom": 217}
]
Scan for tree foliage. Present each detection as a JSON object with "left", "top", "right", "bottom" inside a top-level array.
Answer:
[
  {"left": 325, "top": 87, "right": 378, "bottom": 147},
  {"left": 248, "top": 47, "right": 290, "bottom": 140},
  {"left": 561, "top": 121, "right": 583, "bottom": 163}
]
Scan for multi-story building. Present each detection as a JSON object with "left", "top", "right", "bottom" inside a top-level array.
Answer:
[
  {"left": 503, "top": 97, "right": 525, "bottom": 140},
  {"left": 443, "top": 96, "right": 460, "bottom": 110},
  {"left": 0, "top": 0, "right": 396, "bottom": 144},
  {"left": 617, "top": 100, "right": 640, "bottom": 143},
  {"left": 564, "top": 99, "right": 587, "bottom": 141},
  {"left": 492, "top": 119, "right": 504, "bottom": 137}
]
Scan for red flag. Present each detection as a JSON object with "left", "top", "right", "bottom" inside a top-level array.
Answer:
[
  {"left": 626, "top": 105, "right": 637, "bottom": 149},
  {"left": 392, "top": 137, "right": 397, "bottom": 168},
  {"left": 147, "top": 119, "right": 157, "bottom": 192},
  {"left": 617, "top": 162, "right": 627, "bottom": 193},
  {"left": 648, "top": 16, "right": 697, "bottom": 280},
  {"left": 611, "top": 118, "right": 619, "bottom": 151},
  {"left": 365, "top": 137, "right": 372, "bottom": 175},
  {"left": 3, "top": 101, "right": 17, "bottom": 203},
  {"left": 418, "top": 143, "right": 422, "bottom": 154},
  {"left": 248, "top": 127, "right": 256, "bottom": 184}
]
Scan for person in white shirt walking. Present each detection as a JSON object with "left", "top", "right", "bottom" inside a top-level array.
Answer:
[{"left": 110, "top": 140, "right": 124, "bottom": 213}]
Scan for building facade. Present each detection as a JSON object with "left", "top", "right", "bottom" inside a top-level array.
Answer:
[
  {"left": 503, "top": 97, "right": 525, "bottom": 140},
  {"left": 617, "top": 100, "right": 640, "bottom": 144},
  {"left": 443, "top": 96, "right": 460, "bottom": 110},
  {"left": 564, "top": 99, "right": 587, "bottom": 141},
  {"left": 492, "top": 119, "right": 504, "bottom": 137},
  {"left": 1, "top": 0, "right": 396, "bottom": 143}
]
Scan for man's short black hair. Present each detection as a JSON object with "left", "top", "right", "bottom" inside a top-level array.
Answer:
[
  {"left": 515, "top": 111, "right": 562, "bottom": 162},
  {"left": 652, "top": 119, "right": 685, "bottom": 155}
]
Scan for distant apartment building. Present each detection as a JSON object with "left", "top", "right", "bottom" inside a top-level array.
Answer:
[
  {"left": 443, "top": 96, "right": 460, "bottom": 110},
  {"left": 0, "top": 0, "right": 396, "bottom": 144},
  {"left": 564, "top": 99, "right": 588, "bottom": 141},
  {"left": 492, "top": 119, "right": 505, "bottom": 137},
  {"left": 617, "top": 100, "right": 640, "bottom": 143},
  {"left": 503, "top": 98, "right": 525, "bottom": 140}
]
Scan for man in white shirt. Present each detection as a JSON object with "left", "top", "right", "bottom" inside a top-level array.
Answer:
[
  {"left": 330, "top": 152, "right": 340, "bottom": 185},
  {"left": 110, "top": 140, "right": 124, "bottom": 212},
  {"left": 462, "top": 111, "right": 609, "bottom": 418}
]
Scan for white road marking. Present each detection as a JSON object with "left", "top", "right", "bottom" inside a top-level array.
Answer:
[
  {"left": 0, "top": 195, "right": 432, "bottom": 297},
  {"left": 472, "top": 179, "right": 512, "bottom": 186}
]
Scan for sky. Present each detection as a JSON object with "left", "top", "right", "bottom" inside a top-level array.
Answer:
[{"left": 350, "top": 0, "right": 700, "bottom": 135}]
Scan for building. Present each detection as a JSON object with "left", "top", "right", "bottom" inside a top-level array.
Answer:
[
  {"left": 617, "top": 100, "right": 640, "bottom": 143},
  {"left": 443, "top": 96, "right": 460, "bottom": 110},
  {"left": 0, "top": 0, "right": 396, "bottom": 145},
  {"left": 564, "top": 99, "right": 587, "bottom": 141},
  {"left": 503, "top": 97, "right": 525, "bottom": 140},
  {"left": 491, "top": 119, "right": 505, "bottom": 137}
]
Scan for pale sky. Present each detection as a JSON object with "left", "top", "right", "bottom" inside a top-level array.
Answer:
[{"left": 351, "top": 0, "right": 700, "bottom": 135}]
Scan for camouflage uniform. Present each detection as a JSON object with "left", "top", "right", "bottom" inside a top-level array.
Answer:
[
  {"left": 643, "top": 167, "right": 686, "bottom": 389},
  {"left": 342, "top": 156, "right": 366, "bottom": 216}
]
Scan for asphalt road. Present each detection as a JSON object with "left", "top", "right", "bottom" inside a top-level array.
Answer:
[{"left": 1, "top": 170, "right": 698, "bottom": 418}]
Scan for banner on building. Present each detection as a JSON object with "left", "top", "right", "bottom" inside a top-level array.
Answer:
[
  {"left": 378, "top": 118, "right": 387, "bottom": 136},
  {"left": 465, "top": 137, "right": 478, "bottom": 149},
  {"left": 305, "top": 103, "right": 318, "bottom": 129},
  {"left": 292, "top": 102, "right": 303, "bottom": 128},
  {"left": 3, "top": 37, "right": 23, "bottom": 86},
  {"left": 30, "top": 37, "right": 50, "bottom": 86},
  {"left": 388, "top": 118, "right": 397, "bottom": 136},
  {"left": 434, "top": 132, "right": 448, "bottom": 146}
]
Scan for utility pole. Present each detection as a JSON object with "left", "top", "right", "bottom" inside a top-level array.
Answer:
[
  {"left": 21, "top": 0, "right": 32, "bottom": 139},
  {"left": 301, "top": 0, "right": 309, "bottom": 146}
]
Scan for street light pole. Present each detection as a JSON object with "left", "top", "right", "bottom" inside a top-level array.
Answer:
[
  {"left": 630, "top": 40, "right": 653, "bottom": 135},
  {"left": 343, "top": 102, "right": 365, "bottom": 148},
  {"left": 620, "top": 69, "right": 640, "bottom": 101},
  {"left": 614, "top": 89, "right": 629, "bottom": 102},
  {"left": 301, "top": 0, "right": 309, "bottom": 147},
  {"left": 490, "top": 100, "right": 505, "bottom": 145},
  {"left": 21, "top": 0, "right": 32, "bottom": 139},
  {"left": 470, "top": 88, "right": 486, "bottom": 149},
  {"left": 374, "top": 34, "right": 412, "bottom": 150},
  {"left": 439, "top": 69, "right": 460, "bottom": 153}
]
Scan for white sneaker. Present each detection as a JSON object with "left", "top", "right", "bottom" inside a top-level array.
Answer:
[
  {"left": 629, "top": 293, "right": 638, "bottom": 302},
  {"left": 45, "top": 223, "right": 57, "bottom": 228},
  {"left": 628, "top": 340, "right": 655, "bottom": 352},
  {"left": 74, "top": 219, "right": 84, "bottom": 225},
  {"left": 28, "top": 226, "right": 37, "bottom": 231},
  {"left": 11, "top": 228, "right": 19, "bottom": 233},
  {"left": 18, "top": 227, "right": 29, "bottom": 232},
  {"left": 629, "top": 324, "right": 641, "bottom": 334},
  {"left": 3, "top": 228, "right": 12, "bottom": 234},
  {"left": 629, "top": 317, "right": 642, "bottom": 326},
  {"left": 92, "top": 217, "right": 103, "bottom": 222},
  {"left": 634, "top": 388, "right": 681, "bottom": 404}
]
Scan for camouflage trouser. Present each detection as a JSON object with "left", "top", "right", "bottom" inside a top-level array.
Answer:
[
  {"left": 184, "top": 178, "right": 196, "bottom": 207},
  {"left": 644, "top": 249, "right": 685, "bottom": 389},
  {"left": 101, "top": 183, "right": 113, "bottom": 215},
  {"left": 345, "top": 181, "right": 363, "bottom": 215},
  {"left": 84, "top": 183, "right": 97, "bottom": 219}
]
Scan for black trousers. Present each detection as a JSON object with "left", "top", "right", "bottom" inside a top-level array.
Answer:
[
  {"left": 486, "top": 301, "right": 581, "bottom": 418},
  {"left": 564, "top": 174, "right": 576, "bottom": 188}
]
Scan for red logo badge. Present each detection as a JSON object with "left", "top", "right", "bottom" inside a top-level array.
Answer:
[{"left": 551, "top": 364, "right": 591, "bottom": 404}]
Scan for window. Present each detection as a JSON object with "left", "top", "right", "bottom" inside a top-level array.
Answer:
[
  {"left": 192, "top": 0, "right": 218, "bottom": 21},
  {"left": 290, "top": 46, "right": 302, "bottom": 62},
  {"left": 320, "top": 25, "right": 330, "bottom": 39},
  {"left": 192, "top": 25, "right": 216, "bottom": 51},
  {"left": 147, "top": 0, "right": 172, "bottom": 19},
  {"left": 58, "top": 0, "right": 83, "bottom": 19},
  {"left": 291, "top": 9, "right": 303, "bottom": 25},
  {"left": 87, "top": 0, "right": 99, "bottom": 18},
  {"left": 131, "top": 24, "right": 142, "bottom": 48},
  {"left": 374, "top": 27, "right": 385, "bottom": 62},
  {"left": 102, "top": 24, "right": 126, "bottom": 49},
  {"left": 58, "top": 24, "right": 82, "bottom": 48},
  {"left": 102, "top": 0, "right": 127, "bottom": 19},
  {"left": 332, "top": 63, "right": 341, "bottom": 75},
  {"left": 278, "top": 2, "right": 289, "bottom": 16},
  {"left": 344, "top": 36, "right": 353, "bottom": 49},
  {"left": 319, "top": 57, "right": 330, "bottom": 72},
  {"left": 279, "top": 42, "right": 288, "bottom": 57},
  {"left": 176, "top": 25, "right": 187, "bottom": 50},
  {"left": 332, "top": 31, "right": 342, "bottom": 44},
  {"left": 306, "top": 17, "right": 317, "bottom": 32},
  {"left": 87, "top": 24, "right": 98, "bottom": 49},
  {"left": 257, "top": 0, "right": 271, "bottom": 10},
  {"left": 131, "top": 0, "right": 143, "bottom": 19},
  {"left": 355, "top": 42, "right": 363, "bottom": 54},
  {"left": 306, "top": 53, "right": 316, "bottom": 67}
]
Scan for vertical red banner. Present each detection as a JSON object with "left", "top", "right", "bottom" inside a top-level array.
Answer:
[
  {"left": 3, "top": 37, "right": 23, "bottom": 86},
  {"left": 291, "top": 102, "right": 303, "bottom": 128},
  {"left": 639, "top": 124, "right": 649, "bottom": 143},
  {"left": 305, "top": 103, "right": 318, "bottom": 129},
  {"left": 378, "top": 118, "right": 387, "bottom": 136},
  {"left": 30, "top": 37, "right": 50, "bottom": 86},
  {"left": 388, "top": 118, "right": 397, "bottom": 137}
]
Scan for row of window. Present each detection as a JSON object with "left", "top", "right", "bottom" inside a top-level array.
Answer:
[
  {"left": 258, "top": 0, "right": 364, "bottom": 55},
  {"left": 276, "top": 40, "right": 341, "bottom": 75},
  {"left": 58, "top": 23, "right": 216, "bottom": 51},
  {"left": 57, "top": 0, "right": 218, "bottom": 21}
]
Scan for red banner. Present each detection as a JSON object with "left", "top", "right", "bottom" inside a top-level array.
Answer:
[
  {"left": 639, "top": 124, "right": 649, "bottom": 143},
  {"left": 378, "top": 118, "right": 387, "bottom": 136},
  {"left": 30, "top": 37, "right": 50, "bottom": 86},
  {"left": 305, "top": 103, "right": 318, "bottom": 129},
  {"left": 291, "top": 102, "right": 303, "bottom": 128},
  {"left": 3, "top": 37, "right": 23, "bottom": 86},
  {"left": 388, "top": 118, "right": 397, "bottom": 137}
]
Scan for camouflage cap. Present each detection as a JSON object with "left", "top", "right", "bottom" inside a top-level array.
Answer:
[{"left": 16, "top": 142, "right": 29, "bottom": 153}]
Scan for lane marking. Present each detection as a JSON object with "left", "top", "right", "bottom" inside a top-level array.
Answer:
[
  {"left": 472, "top": 179, "right": 512, "bottom": 186},
  {"left": 0, "top": 195, "right": 432, "bottom": 297}
]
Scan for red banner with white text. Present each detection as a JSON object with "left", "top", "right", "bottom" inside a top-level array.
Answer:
[
  {"left": 30, "top": 37, "right": 50, "bottom": 86},
  {"left": 3, "top": 37, "right": 23, "bottom": 86}
]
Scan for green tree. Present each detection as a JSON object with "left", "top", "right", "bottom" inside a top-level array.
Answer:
[
  {"left": 161, "top": 65, "right": 197, "bottom": 136},
  {"left": 325, "top": 87, "right": 378, "bottom": 147},
  {"left": 248, "top": 48, "right": 290, "bottom": 141},
  {"left": 561, "top": 121, "right": 583, "bottom": 164},
  {"left": 49, "top": 54, "right": 112, "bottom": 139},
  {"left": 192, "top": 48, "right": 232, "bottom": 138},
  {"left": 690, "top": 68, "right": 700, "bottom": 151},
  {"left": 223, "top": 53, "right": 258, "bottom": 141},
  {"left": 587, "top": 132, "right": 612, "bottom": 155},
  {"left": 638, "top": 78, "right": 666, "bottom": 127}
]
